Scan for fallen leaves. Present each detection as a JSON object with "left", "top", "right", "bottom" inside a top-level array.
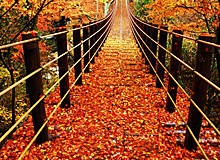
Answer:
[{"left": 0, "top": 1, "right": 220, "bottom": 159}]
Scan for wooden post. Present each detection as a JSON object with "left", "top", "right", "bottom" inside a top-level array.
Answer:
[
  {"left": 73, "top": 25, "right": 82, "bottom": 85},
  {"left": 83, "top": 23, "right": 90, "bottom": 73},
  {"left": 95, "top": 23, "right": 99, "bottom": 57},
  {"left": 156, "top": 26, "right": 168, "bottom": 88},
  {"left": 184, "top": 34, "right": 215, "bottom": 151},
  {"left": 166, "top": 29, "right": 183, "bottom": 113},
  {"left": 137, "top": 20, "right": 141, "bottom": 49},
  {"left": 101, "top": 21, "right": 105, "bottom": 47},
  {"left": 143, "top": 24, "right": 148, "bottom": 64},
  {"left": 150, "top": 24, "right": 159, "bottom": 74},
  {"left": 90, "top": 23, "right": 95, "bottom": 63},
  {"left": 98, "top": 22, "right": 102, "bottom": 51},
  {"left": 22, "top": 31, "right": 49, "bottom": 144},
  {"left": 89, "top": 22, "right": 93, "bottom": 63},
  {"left": 140, "top": 22, "right": 145, "bottom": 58},
  {"left": 57, "top": 27, "right": 71, "bottom": 108},
  {"left": 146, "top": 23, "right": 152, "bottom": 65},
  {"left": 101, "top": 21, "right": 104, "bottom": 46}
]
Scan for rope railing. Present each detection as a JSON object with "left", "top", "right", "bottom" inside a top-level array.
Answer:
[
  {"left": 129, "top": 16, "right": 220, "bottom": 136},
  {"left": 18, "top": 18, "right": 114, "bottom": 159},
  {"left": 0, "top": 4, "right": 115, "bottom": 51},
  {"left": 127, "top": 5, "right": 209, "bottom": 160},
  {"left": 0, "top": 1, "right": 115, "bottom": 149},
  {"left": 0, "top": 5, "right": 115, "bottom": 97},
  {"left": 127, "top": 0, "right": 219, "bottom": 159},
  {"left": 129, "top": 12, "right": 220, "bottom": 49},
  {"left": 128, "top": 2, "right": 220, "bottom": 135},
  {"left": 128, "top": 11, "right": 220, "bottom": 93}
]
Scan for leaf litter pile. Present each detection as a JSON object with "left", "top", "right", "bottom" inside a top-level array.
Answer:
[{"left": 0, "top": 0, "right": 220, "bottom": 159}]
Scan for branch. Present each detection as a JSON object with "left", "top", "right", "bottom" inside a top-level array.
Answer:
[
  {"left": 0, "top": 50, "right": 10, "bottom": 71},
  {"left": 0, "top": 0, "right": 18, "bottom": 19},
  {"left": 80, "top": 8, "right": 97, "bottom": 21},
  {"left": 43, "top": 0, "right": 54, "bottom": 8},
  {"left": 0, "top": 22, "right": 13, "bottom": 41},
  {"left": 176, "top": 5, "right": 211, "bottom": 33}
]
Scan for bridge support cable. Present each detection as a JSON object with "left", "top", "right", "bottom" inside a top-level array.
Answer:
[
  {"left": 0, "top": 1, "right": 115, "bottom": 147},
  {"left": 18, "top": 7, "right": 115, "bottom": 160},
  {"left": 127, "top": 1, "right": 220, "bottom": 138},
  {"left": 127, "top": 4, "right": 220, "bottom": 94},
  {"left": 127, "top": 6, "right": 209, "bottom": 159},
  {"left": 0, "top": 3, "right": 116, "bottom": 97},
  {"left": 126, "top": 0, "right": 220, "bottom": 159}
]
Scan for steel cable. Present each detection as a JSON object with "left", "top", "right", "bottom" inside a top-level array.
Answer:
[
  {"left": 128, "top": 10, "right": 220, "bottom": 136},
  {"left": 128, "top": 8, "right": 209, "bottom": 160},
  {"left": 18, "top": 10, "right": 115, "bottom": 159},
  {"left": 128, "top": 6, "right": 220, "bottom": 49},
  {"left": 0, "top": 9, "right": 113, "bottom": 97},
  {"left": 0, "top": 9, "right": 114, "bottom": 144}
]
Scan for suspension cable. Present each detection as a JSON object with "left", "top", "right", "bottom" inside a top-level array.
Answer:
[
  {"left": 0, "top": 8, "right": 113, "bottom": 97},
  {"left": 128, "top": 6, "right": 220, "bottom": 49},
  {"left": 128, "top": 1, "right": 220, "bottom": 136},
  {"left": 127, "top": 6, "right": 209, "bottom": 159},
  {"left": 0, "top": 3, "right": 116, "bottom": 51},
  {"left": 18, "top": 10, "right": 114, "bottom": 160},
  {"left": 0, "top": 9, "right": 114, "bottom": 144}
]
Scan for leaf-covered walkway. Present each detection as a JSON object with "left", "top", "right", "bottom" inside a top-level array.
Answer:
[{"left": 0, "top": 0, "right": 219, "bottom": 159}]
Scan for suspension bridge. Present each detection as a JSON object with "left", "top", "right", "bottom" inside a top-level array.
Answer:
[{"left": 0, "top": 0, "right": 220, "bottom": 159}]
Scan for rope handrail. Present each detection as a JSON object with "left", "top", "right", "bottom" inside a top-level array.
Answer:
[
  {"left": 0, "top": 3, "right": 115, "bottom": 51},
  {"left": 127, "top": 5, "right": 209, "bottom": 159},
  {"left": 0, "top": 9, "right": 114, "bottom": 97},
  {"left": 127, "top": 0, "right": 220, "bottom": 136},
  {"left": 0, "top": 8, "right": 114, "bottom": 145},
  {"left": 69, "top": 2, "right": 116, "bottom": 31},
  {"left": 128, "top": 8, "right": 220, "bottom": 93},
  {"left": 128, "top": 5, "right": 220, "bottom": 49},
  {"left": 18, "top": 12, "right": 114, "bottom": 159},
  {"left": 129, "top": 15, "right": 220, "bottom": 136}
]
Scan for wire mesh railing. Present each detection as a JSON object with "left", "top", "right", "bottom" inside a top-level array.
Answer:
[
  {"left": 0, "top": 1, "right": 116, "bottom": 158},
  {"left": 126, "top": 0, "right": 219, "bottom": 159}
]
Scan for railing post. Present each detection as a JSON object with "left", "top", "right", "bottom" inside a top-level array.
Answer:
[
  {"left": 137, "top": 20, "right": 141, "bottom": 49},
  {"left": 165, "top": 29, "right": 183, "bottom": 113},
  {"left": 95, "top": 23, "right": 99, "bottom": 57},
  {"left": 184, "top": 34, "right": 215, "bottom": 151},
  {"left": 90, "top": 22, "right": 95, "bottom": 63},
  {"left": 98, "top": 22, "right": 102, "bottom": 51},
  {"left": 101, "top": 21, "right": 104, "bottom": 46},
  {"left": 56, "top": 27, "right": 71, "bottom": 108},
  {"left": 104, "top": 20, "right": 107, "bottom": 43},
  {"left": 143, "top": 24, "right": 148, "bottom": 64},
  {"left": 83, "top": 23, "right": 90, "bottom": 73},
  {"left": 156, "top": 26, "right": 168, "bottom": 88},
  {"left": 73, "top": 25, "right": 82, "bottom": 85},
  {"left": 140, "top": 22, "right": 145, "bottom": 58},
  {"left": 150, "top": 24, "right": 158, "bottom": 74},
  {"left": 22, "top": 31, "right": 49, "bottom": 144},
  {"left": 89, "top": 22, "right": 93, "bottom": 63},
  {"left": 145, "top": 23, "right": 152, "bottom": 65}
]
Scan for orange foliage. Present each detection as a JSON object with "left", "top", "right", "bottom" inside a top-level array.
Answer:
[{"left": 139, "top": 0, "right": 219, "bottom": 33}]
